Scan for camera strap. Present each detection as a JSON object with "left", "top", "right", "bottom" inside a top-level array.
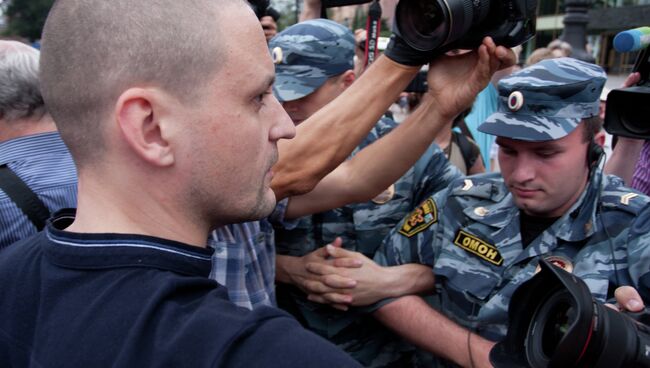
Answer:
[
  {"left": 363, "top": 0, "right": 382, "bottom": 68},
  {"left": 0, "top": 164, "right": 50, "bottom": 231}
]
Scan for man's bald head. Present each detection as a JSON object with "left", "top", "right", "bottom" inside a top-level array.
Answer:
[{"left": 40, "top": 0, "right": 247, "bottom": 165}]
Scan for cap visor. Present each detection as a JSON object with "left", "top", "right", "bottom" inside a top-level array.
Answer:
[
  {"left": 478, "top": 112, "right": 581, "bottom": 142},
  {"left": 273, "top": 70, "right": 328, "bottom": 103}
]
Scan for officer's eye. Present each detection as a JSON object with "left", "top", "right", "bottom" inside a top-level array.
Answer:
[
  {"left": 536, "top": 150, "right": 558, "bottom": 159},
  {"left": 500, "top": 147, "right": 516, "bottom": 156}
]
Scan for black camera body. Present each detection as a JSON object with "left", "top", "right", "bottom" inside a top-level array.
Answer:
[
  {"left": 604, "top": 46, "right": 650, "bottom": 139},
  {"left": 490, "top": 259, "right": 650, "bottom": 368},
  {"left": 393, "top": 0, "right": 536, "bottom": 53}
]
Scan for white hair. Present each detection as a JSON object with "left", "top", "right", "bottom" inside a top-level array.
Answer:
[{"left": 0, "top": 41, "right": 46, "bottom": 122}]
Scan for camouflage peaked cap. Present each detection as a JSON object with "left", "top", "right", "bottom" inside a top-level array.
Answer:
[
  {"left": 478, "top": 57, "right": 606, "bottom": 142},
  {"left": 268, "top": 19, "right": 354, "bottom": 102}
]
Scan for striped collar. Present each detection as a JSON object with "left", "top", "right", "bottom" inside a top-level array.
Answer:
[
  {"left": 0, "top": 132, "right": 70, "bottom": 165},
  {"left": 44, "top": 210, "right": 214, "bottom": 277}
]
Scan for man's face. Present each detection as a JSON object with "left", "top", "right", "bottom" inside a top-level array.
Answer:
[
  {"left": 260, "top": 16, "right": 277, "bottom": 42},
  {"left": 177, "top": 4, "right": 295, "bottom": 226},
  {"left": 497, "top": 125, "right": 590, "bottom": 218},
  {"left": 281, "top": 76, "right": 347, "bottom": 126}
]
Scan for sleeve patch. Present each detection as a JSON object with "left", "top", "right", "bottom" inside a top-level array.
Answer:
[
  {"left": 399, "top": 198, "right": 438, "bottom": 238},
  {"left": 453, "top": 230, "right": 503, "bottom": 266}
]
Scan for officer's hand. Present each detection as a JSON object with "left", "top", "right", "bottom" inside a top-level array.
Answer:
[
  {"left": 426, "top": 37, "right": 515, "bottom": 122},
  {"left": 383, "top": 32, "right": 438, "bottom": 66},
  {"left": 288, "top": 238, "right": 359, "bottom": 311},
  {"left": 305, "top": 245, "right": 395, "bottom": 307}
]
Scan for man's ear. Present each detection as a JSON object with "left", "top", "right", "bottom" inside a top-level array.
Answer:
[{"left": 115, "top": 88, "right": 175, "bottom": 167}]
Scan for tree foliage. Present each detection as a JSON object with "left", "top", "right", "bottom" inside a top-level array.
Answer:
[{"left": 2, "top": 0, "right": 55, "bottom": 41}]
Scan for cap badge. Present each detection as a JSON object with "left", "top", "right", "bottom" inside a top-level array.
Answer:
[
  {"left": 272, "top": 47, "right": 283, "bottom": 64},
  {"left": 508, "top": 91, "right": 524, "bottom": 111}
]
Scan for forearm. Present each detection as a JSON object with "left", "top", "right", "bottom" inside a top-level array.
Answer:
[
  {"left": 604, "top": 137, "right": 644, "bottom": 184},
  {"left": 299, "top": 0, "right": 322, "bottom": 21},
  {"left": 381, "top": 264, "right": 435, "bottom": 299},
  {"left": 275, "top": 255, "right": 301, "bottom": 285},
  {"left": 374, "top": 295, "right": 495, "bottom": 368},
  {"left": 285, "top": 95, "right": 447, "bottom": 219},
  {"left": 271, "top": 56, "right": 420, "bottom": 200},
  {"left": 340, "top": 94, "right": 447, "bottom": 202}
]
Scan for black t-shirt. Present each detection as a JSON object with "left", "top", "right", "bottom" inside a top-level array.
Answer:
[
  {"left": 0, "top": 210, "right": 360, "bottom": 367},
  {"left": 519, "top": 211, "right": 560, "bottom": 247}
]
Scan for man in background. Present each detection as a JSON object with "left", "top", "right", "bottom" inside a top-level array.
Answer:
[{"left": 0, "top": 40, "right": 76, "bottom": 249}]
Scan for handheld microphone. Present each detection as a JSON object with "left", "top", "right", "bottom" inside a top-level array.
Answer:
[{"left": 614, "top": 26, "right": 650, "bottom": 53}]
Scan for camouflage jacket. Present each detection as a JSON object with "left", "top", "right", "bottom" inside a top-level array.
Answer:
[
  {"left": 274, "top": 117, "right": 462, "bottom": 367},
  {"left": 375, "top": 169, "right": 650, "bottom": 341}
]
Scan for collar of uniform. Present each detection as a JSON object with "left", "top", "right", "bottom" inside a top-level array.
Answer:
[
  {"left": 0, "top": 132, "right": 69, "bottom": 166},
  {"left": 44, "top": 209, "right": 214, "bottom": 277},
  {"left": 553, "top": 168, "right": 603, "bottom": 242}
]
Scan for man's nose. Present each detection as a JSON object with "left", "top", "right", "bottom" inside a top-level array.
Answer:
[{"left": 271, "top": 99, "right": 295, "bottom": 141}]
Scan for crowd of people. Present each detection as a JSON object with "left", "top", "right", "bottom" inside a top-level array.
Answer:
[{"left": 0, "top": 0, "right": 649, "bottom": 367}]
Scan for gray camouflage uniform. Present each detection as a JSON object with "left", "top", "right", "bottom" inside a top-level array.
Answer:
[
  {"left": 270, "top": 19, "right": 462, "bottom": 367},
  {"left": 375, "top": 58, "right": 650, "bottom": 363}
]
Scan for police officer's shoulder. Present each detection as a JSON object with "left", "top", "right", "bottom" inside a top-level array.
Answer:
[
  {"left": 600, "top": 175, "right": 650, "bottom": 216},
  {"left": 448, "top": 172, "right": 506, "bottom": 201}
]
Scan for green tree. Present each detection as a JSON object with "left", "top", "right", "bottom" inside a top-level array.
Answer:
[{"left": 2, "top": 0, "right": 54, "bottom": 41}]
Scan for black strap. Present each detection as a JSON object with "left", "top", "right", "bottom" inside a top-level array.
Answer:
[
  {"left": 363, "top": 0, "right": 382, "bottom": 68},
  {"left": 0, "top": 164, "right": 50, "bottom": 230},
  {"left": 454, "top": 131, "right": 479, "bottom": 170}
]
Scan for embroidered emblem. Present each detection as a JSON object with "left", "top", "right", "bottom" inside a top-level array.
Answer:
[
  {"left": 453, "top": 230, "right": 503, "bottom": 266},
  {"left": 399, "top": 198, "right": 437, "bottom": 237},
  {"left": 372, "top": 184, "right": 395, "bottom": 205}
]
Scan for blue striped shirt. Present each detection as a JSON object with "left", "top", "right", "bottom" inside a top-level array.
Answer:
[
  {"left": 209, "top": 199, "right": 293, "bottom": 310},
  {"left": 0, "top": 132, "right": 77, "bottom": 249}
]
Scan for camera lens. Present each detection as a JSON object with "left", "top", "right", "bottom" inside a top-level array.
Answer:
[
  {"left": 395, "top": 0, "right": 449, "bottom": 51},
  {"left": 525, "top": 289, "right": 582, "bottom": 366},
  {"left": 394, "top": 0, "right": 491, "bottom": 52},
  {"left": 540, "top": 296, "right": 575, "bottom": 357},
  {"left": 409, "top": 2, "right": 446, "bottom": 41}
]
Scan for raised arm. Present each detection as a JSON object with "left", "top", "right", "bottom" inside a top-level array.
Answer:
[
  {"left": 271, "top": 56, "right": 420, "bottom": 200},
  {"left": 299, "top": 0, "right": 322, "bottom": 21},
  {"left": 285, "top": 37, "right": 514, "bottom": 218}
]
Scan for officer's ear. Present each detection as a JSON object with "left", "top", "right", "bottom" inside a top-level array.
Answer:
[
  {"left": 594, "top": 130, "right": 606, "bottom": 148},
  {"left": 339, "top": 70, "right": 355, "bottom": 89}
]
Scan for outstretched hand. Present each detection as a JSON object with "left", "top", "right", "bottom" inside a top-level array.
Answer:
[{"left": 426, "top": 37, "right": 516, "bottom": 122}]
